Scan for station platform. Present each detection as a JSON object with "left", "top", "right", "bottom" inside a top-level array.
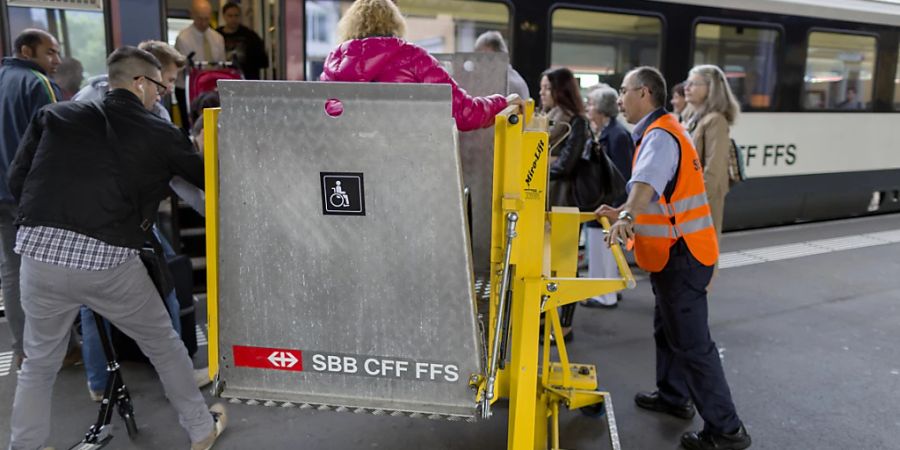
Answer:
[{"left": 1, "top": 213, "right": 899, "bottom": 449}]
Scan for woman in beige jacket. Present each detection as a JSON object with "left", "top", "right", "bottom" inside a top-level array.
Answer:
[{"left": 683, "top": 65, "right": 741, "bottom": 240}]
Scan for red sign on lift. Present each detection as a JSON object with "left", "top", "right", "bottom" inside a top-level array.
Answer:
[{"left": 233, "top": 345, "right": 304, "bottom": 372}]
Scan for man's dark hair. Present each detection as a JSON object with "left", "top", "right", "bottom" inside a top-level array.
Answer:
[
  {"left": 222, "top": 2, "right": 241, "bottom": 14},
  {"left": 13, "top": 29, "right": 52, "bottom": 56},
  {"left": 630, "top": 66, "right": 667, "bottom": 108},
  {"left": 107, "top": 46, "right": 162, "bottom": 86}
]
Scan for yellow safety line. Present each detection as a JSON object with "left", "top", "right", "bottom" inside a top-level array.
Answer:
[{"left": 203, "top": 107, "right": 221, "bottom": 381}]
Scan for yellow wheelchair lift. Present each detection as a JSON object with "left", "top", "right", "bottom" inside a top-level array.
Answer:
[
  {"left": 475, "top": 102, "right": 635, "bottom": 450},
  {"left": 201, "top": 98, "right": 634, "bottom": 449}
]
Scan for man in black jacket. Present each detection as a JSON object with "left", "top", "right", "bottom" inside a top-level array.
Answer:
[{"left": 7, "top": 46, "right": 226, "bottom": 450}]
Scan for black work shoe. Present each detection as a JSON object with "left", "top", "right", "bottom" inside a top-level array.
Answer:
[
  {"left": 634, "top": 391, "right": 695, "bottom": 419},
  {"left": 681, "top": 425, "right": 751, "bottom": 450}
]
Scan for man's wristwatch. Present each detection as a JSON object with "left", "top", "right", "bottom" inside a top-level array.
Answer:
[{"left": 617, "top": 210, "right": 634, "bottom": 223}]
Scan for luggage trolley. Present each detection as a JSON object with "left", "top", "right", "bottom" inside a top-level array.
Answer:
[
  {"left": 202, "top": 83, "right": 634, "bottom": 449},
  {"left": 183, "top": 52, "right": 242, "bottom": 127}
]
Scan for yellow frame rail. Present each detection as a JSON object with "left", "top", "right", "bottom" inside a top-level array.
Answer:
[{"left": 204, "top": 107, "right": 221, "bottom": 385}]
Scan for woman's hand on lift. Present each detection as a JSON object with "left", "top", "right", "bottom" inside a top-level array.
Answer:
[{"left": 506, "top": 93, "right": 525, "bottom": 113}]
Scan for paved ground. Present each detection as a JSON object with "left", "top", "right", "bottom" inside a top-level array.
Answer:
[{"left": 1, "top": 214, "right": 900, "bottom": 449}]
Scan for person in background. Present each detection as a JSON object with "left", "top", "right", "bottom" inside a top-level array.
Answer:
[
  {"left": 189, "top": 91, "right": 221, "bottom": 154},
  {"left": 581, "top": 84, "right": 633, "bottom": 308},
  {"left": 175, "top": 0, "right": 226, "bottom": 129},
  {"left": 683, "top": 65, "right": 740, "bottom": 243},
  {"left": 540, "top": 67, "right": 588, "bottom": 340},
  {"left": 473, "top": 30, "right": 530, "bottom": 100},
  {"left": 53, "top": 57, "right": 84, "bottom": 100},
  {"left": 837, "top": 86, "right": 864, "bottom": 110},
  {"left": 319, "top": 0, "right": 521, "bottom": 132},
  {"left": 671, "top": 81, "right": 687, "bottom": 120},
  {"left": 600, "top": 66, "right": 750, "bottom": 450},
  {"left": 217, "top": 1, "right": 269, "bottom": 80},
  {"left": 0, "top": 28, "right": 62, "bottom": 372}
]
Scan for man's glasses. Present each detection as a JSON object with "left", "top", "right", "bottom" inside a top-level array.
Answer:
[{"left": 134, "top": 75, "right": 168, "bottom": 95}]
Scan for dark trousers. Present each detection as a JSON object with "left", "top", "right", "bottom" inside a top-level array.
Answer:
[
  {"left": 560, "top": 303, "right": 575, "bottom": 328},
  {"left": 650, "top": 240, "right": 741, "bottom": 434}
]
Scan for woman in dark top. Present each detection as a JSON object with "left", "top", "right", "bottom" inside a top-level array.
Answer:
[
  {"left": 581, "top": 84, "right": 634, "bottom": 308},
  {"left": 539, "top": 67, "right": 588, "bottom": 342}
]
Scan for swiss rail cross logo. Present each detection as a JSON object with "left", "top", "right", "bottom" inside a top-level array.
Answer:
[
  {"left": 267, "top": 351, "right": 299, "bottom": 368},
  {"left": 233, "top": 345, "right": 304, "bottom": 372}
]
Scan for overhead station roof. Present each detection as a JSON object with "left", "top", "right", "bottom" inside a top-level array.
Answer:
[{"left": 651, "top": 0, "right": 900, "bottom": 27}]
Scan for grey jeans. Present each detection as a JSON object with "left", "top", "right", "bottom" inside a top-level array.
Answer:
[
  {"left": 9, "top": 256, "right": 213, "bottom": 449},
  {"left": 0, "top": 202, "right": 23, "bottom": 356}
]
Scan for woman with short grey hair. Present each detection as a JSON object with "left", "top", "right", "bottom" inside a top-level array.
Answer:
[
  {"left": 581, "top": 84, "right": 634, "bottom": 308},
  {"left": 587, "top": 84, "right": 619, "bottom": 123}
]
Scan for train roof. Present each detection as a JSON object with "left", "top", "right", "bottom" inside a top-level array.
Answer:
[{"left": 652, "top": 0, "right": 900, "bottom": 27}]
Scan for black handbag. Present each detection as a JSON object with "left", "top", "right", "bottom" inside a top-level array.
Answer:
[{"left": 572, "top": 130, "right": 627, "bottom": 211}]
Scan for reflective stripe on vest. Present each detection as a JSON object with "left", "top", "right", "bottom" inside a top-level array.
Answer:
[
  {"left": 634, "top": 214, "right": 715, "bottom": 239},
  {"left": 631, "top": 113, "right": 719, "bottom": 272},
  {"left": 645, "top": 192, "right": 708, "bottom": 216}
]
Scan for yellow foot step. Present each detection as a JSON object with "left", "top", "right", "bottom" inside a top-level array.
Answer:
[{"left": 543, "top": 362, "right": 598, "bottom": 391}]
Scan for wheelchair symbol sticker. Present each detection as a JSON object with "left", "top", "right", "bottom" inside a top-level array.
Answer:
[{"left": 321, "top": 172, "right": 365, "bottom": 215}]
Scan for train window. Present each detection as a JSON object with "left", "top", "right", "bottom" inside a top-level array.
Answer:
[
  {"left": 804, "top": 31, "right": 876, "bottom": 110},
  {"left": 304, "top": 0, "right": 511, "bottom": 81},
  {"left": 894, "top": 49, "right": 900, "bottom": 109},
  {"left": 693, "top": 23, "right": 780, "bottom": 110},
  {"left": 550, "top": 9, "right": 662, "bottom": 91},
  {"left": 8, "top": 6, "right": 108, "bottom": 89}
]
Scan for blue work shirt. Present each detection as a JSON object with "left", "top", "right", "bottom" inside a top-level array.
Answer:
[{"left": 627, "top": 108, "right": 680, "bottom": 202}]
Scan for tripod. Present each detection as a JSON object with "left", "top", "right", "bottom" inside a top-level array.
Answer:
[{"left": 68, "top": 311, "right": 138, "bottom": 449}]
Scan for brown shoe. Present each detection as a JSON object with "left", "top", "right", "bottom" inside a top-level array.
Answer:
[
  {"left": 61, "top": 346, "right": 82, "bottom": 368},
  {"left": 190, "top": 403, "right": 227, "bottom": 450}
]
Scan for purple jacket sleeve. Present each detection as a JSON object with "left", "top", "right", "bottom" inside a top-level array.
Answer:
[{"left": 414, "top": 49, "right": 508, "bottom": 132}]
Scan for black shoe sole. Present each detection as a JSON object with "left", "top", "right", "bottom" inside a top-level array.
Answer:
[
  {"left": 681, "top": 437, "right": 751, "bottom": 450},
  {"left": 635, "top": 397, "right": 695, "bottom": 420}
]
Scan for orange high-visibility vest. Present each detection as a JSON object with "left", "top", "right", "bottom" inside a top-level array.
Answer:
[{"left": 632, "top": 113, "right": 718, "bottom": 272}]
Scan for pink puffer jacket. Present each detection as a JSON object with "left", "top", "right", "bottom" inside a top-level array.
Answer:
[{"left": 320, "top": 37, "right": 508, "bottom": 132}]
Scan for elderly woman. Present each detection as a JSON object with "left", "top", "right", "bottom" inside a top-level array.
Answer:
[
  {"left": 683, "top": 65, "right": 740, "bottom": 241},
  {"left": 319, "top": 0, "right": 521, "bottom": 131},
  {"left": 581, "top": 84, "right": 634, "bottom": 308}
]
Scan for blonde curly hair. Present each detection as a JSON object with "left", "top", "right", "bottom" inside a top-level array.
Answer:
[{"left": 337, "top": 0, "right": 406, "bottom": 42}]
